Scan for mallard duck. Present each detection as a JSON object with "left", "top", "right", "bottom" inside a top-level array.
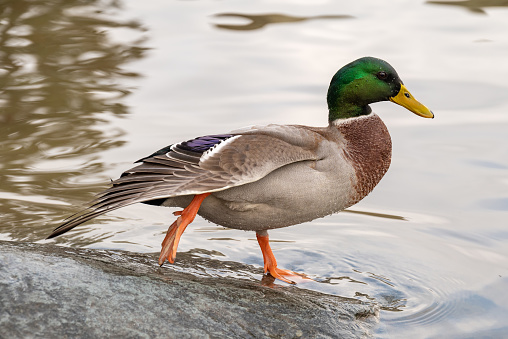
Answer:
[{"left": 49, "top": 57, "right": 433, "bottom": 284}]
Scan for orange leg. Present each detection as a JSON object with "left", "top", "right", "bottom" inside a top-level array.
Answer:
[
  {"left": 256, "top": 231, "right": 306, "bottom": 284},
  {"left": 158, "top": 193, "right": 210, "bottom": 266}
]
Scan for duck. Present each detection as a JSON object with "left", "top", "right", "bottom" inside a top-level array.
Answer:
[{"left": 48, "top": 57, "right": 433, "bottom": 284}]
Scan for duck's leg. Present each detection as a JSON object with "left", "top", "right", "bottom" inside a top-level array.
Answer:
[
  {"left": 256, "top": 230, "right": 302, "bottom": 284},
  {"left": 158, "top": 193, "right": 211, "bottom": 265}
]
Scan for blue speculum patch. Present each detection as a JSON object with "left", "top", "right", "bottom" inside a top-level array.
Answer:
[{"left": 179, "top": 134, "right": 234, "bottom": 153}]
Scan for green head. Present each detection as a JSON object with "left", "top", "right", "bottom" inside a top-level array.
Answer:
[{"left": 327, "top": 57, "right": 433, "bottom": 121}]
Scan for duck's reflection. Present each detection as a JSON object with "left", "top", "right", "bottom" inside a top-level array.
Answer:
[
  {"left": 344, "top": 209, "right": 406, "bottom": 221},
  {"left": 0, "top": 0, "right": 148, "bottom": 241}
]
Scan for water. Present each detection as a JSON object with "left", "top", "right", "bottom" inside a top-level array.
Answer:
[{"left": 1, "top": 0, "right": 508, "bottom": 337}]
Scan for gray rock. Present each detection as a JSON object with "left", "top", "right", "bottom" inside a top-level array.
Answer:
[{"left": 0, "top": 241, "right": 379, "bottom": 338}]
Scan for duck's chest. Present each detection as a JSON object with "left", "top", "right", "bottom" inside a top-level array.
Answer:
[{"left": 335, "top": 113, "right": 392, "bottom": 205}]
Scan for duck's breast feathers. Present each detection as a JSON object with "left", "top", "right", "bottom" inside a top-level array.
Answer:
[{"left": 333, "top": 113, "right": 392, "bottom": 203}]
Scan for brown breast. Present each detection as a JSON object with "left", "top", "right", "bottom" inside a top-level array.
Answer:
[{"left": 335, "top": 113, "right": 392, "bottom": 205}]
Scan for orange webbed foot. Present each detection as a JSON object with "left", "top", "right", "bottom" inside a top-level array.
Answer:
[
  {"left": 256, "top": 231, "right": 312, "bottom": 284},
  {"left": 158, "top": 193, "right": 210, "bottom": 266}
]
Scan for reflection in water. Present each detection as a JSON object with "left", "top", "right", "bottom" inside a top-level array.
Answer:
[
  {"left": 344, "top": 209, "right": 407, "bottom": 221},
  {"left": 427, "top": 0, "right": 508, "bottom": 14},
  {"left": 0, "top": 0, "right": 148, "bottom": 241},
  {"left": 213, "top": 13, "right": 352, "bottom": 31},
  {"left": 319, "top": 276, "right": 368, "bottom": 286}
]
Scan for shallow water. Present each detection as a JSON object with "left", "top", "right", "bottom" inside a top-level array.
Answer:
[{"left": 1, "top": 0, "right": 508, "bottom": 337}]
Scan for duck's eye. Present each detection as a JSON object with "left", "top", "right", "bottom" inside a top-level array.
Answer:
[{"left": 376, "top": 71, "right": 388, "bottom": 80}]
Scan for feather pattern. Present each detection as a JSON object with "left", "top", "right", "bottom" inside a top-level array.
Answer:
[{"left": 49, "top": 128, "right": 321, "bottom": 238}]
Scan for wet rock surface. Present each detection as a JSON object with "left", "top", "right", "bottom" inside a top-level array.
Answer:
[{"left": 0, "top": 240, "right": 379, "bottom": 338}]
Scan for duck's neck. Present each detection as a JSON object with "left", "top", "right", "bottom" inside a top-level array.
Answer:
[
  {"left": 328, "top": 105, "right": 372, "bottom": 122},
  {"left": 329, "top": 111, "right": 375, "bottom": 127}
]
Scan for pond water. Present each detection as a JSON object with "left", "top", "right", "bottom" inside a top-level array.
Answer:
[{"left": 1, "top": 0, "right": 508, "bottom": 337}]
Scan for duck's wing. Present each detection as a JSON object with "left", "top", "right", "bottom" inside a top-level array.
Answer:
[{"left": 49, "top": 126, "right": 324, "bottom": 238}]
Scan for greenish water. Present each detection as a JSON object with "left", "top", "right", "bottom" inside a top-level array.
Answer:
[{"left": 1, "top": 0, "right": 508, "bottom": 337}]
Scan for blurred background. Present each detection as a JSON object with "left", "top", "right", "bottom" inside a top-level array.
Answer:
[{"left": 1, "top": 0, "right": 507, "bottom": 337}]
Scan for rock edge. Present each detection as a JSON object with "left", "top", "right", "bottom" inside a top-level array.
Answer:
[{"left": 0, "top": 240, "right": 378, "bottom": 338}]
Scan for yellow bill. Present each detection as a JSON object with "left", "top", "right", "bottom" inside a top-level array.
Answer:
[{"left": 390, "top": 84, "right": 434, "bottom": 118}]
